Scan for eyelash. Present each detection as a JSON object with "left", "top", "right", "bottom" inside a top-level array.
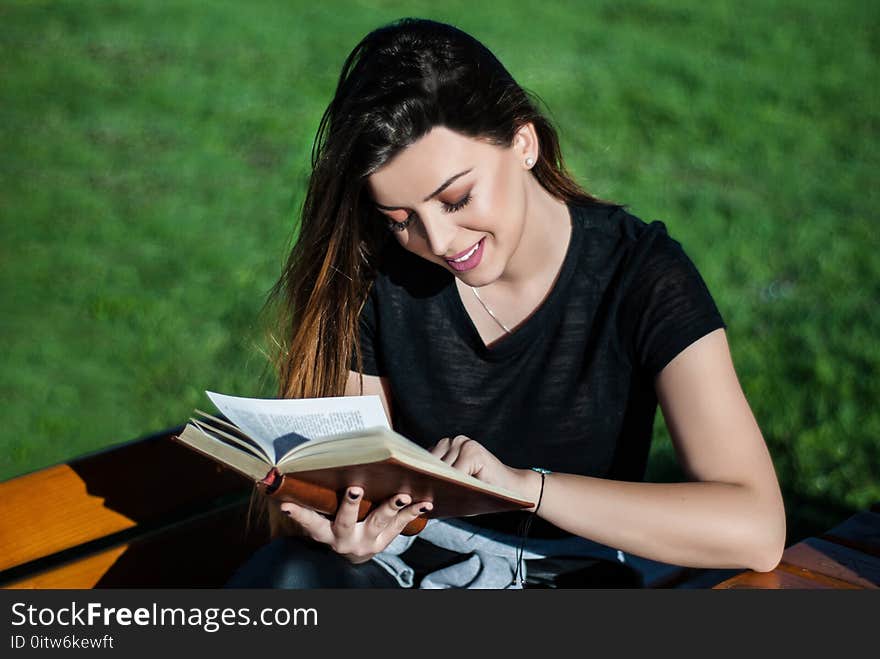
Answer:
[{"left": 385, "top": 193, "right": 472, "bottom": 232}]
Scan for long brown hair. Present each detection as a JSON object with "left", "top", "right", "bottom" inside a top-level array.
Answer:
[
  {"left": 267, "top": 17, "right": 608, "bottom": 404},
  {"left": 260, "top": 17, "right": 614, "bottom": 538}
]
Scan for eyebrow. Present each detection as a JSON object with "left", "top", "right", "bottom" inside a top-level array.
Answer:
[{"left": 375, "top": 168, "right": 473, "bottom": 211}]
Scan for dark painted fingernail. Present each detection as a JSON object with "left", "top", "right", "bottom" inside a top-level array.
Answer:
[
  {"left": 395, "top": 498, "right": 405, "bottom": 507},
  {"left": 419, "top": 505, "right": 432, "bottom": 513},
  {"left": 348, "top": 490, "right": 360, "bottom": 500}
]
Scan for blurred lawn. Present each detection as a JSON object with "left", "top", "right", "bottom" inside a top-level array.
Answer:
[{"left": 1, "top": 0, "right": 878, "bottom": 542}]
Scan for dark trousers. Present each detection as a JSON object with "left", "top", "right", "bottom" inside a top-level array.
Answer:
[{"left": 225, "top": 536, "right": 642, "bottom": 589}]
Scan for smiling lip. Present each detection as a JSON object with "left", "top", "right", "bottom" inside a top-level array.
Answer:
[
  {"left": 445, "top": 238, "right": 484, "bottom": 272},
  {"left": 447, "top": 240, "right": 481, "bottom": 261}
]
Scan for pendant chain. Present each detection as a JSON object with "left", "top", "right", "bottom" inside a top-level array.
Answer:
[{"left": 469, "top": 285, "right": 512, "bottom": 334}]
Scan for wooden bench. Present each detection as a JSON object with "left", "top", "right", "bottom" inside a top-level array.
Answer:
[
  {"left": 0, "top": 427, "right": 269, "bottom": 588},
  {"left": 2, "top": 427, "right": 877, "bottom": 589}
]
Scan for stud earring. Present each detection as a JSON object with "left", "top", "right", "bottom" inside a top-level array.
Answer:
[{"left": 525, "top": 156, "right": 535, "bottom": 168}]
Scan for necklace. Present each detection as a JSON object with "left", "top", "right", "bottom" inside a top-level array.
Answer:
[{"left": 469, "top": 285, "right": 512, "bottom": 334}]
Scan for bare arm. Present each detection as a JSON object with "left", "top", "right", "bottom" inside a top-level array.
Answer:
[
  {"left": 438, "top": 328, "right": 787, "bottom": 572},
  {"left": 514, "top": 328, "right": 786, "bottom": 572}
]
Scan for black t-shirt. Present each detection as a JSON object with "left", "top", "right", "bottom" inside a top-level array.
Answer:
[{"left": 352, "top": 201, "right": 725, "bottom": 536}]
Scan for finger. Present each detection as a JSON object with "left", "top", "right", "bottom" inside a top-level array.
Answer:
[
  {"left": 429, "top": 437, "right": 452, "bottom": 458},
  {"left": 450, "top": 438, "right": 483, "bottom": 473},
  {"left": 381, "top": 500, "right": 433, "bottom": 544},
  {"left": 332, "top": 486, "right": 364, "bottom": 536},
  {"left": 365, "top": 493, "right": 412, "bottom": 535},
  {"left": 440, "top": 435, "right": 470, "bottom": 465},
  {"left": 280, "top": 502, "right": 334, "bottom": 545}
]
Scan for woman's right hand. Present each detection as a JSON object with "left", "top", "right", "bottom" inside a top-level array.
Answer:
[{"left": 279, "top": 487, "right": 432, "bottom": 564}]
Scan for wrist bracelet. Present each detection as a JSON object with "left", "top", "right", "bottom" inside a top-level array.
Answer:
[
  {"left": 513, "top": 467, "right": 552, "bottom": 587},
  {"left": 530, "top": 466, "right": 552, "bottom": 515}
]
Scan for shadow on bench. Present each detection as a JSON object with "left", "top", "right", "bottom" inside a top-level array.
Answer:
[{"left": 0, "top": 427, "right": 269, "bottom": 588}]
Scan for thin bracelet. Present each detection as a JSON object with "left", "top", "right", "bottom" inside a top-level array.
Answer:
[
  {"left": 513, "top": 467, "right": 552, "bottom": 588},
  {"left": 531, "top": 466, "right": 551, "bottom": 513}
]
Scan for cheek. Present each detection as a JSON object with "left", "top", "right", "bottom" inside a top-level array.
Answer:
[{"left": 481, "top": 163, "right": 525, "bottom": 235}]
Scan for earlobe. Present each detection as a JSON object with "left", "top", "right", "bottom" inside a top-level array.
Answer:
[{"left": 514, "top": 122, "right": 539, "bottom": 168}]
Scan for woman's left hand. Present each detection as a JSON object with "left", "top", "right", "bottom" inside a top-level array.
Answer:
[{"left": 430, "top": 435, "right": 538, "bottom": 507}]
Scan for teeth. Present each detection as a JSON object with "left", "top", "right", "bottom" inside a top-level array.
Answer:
[{"left": 452, "top": 242, "right": 480, "bottom": 262}]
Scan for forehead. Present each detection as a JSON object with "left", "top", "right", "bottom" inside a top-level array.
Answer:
[{"left": 367, "top": 126, "right": 499, "bottom": 204}]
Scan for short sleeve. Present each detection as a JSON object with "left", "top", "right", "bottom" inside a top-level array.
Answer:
[
  {"left": 622, "top": 221, "right": 726, "bottom": 376},
  {"left": 350, "top": 283, "right": 386, "bottom": 376}
]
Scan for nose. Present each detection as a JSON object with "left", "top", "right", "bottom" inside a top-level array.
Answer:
[{"left": 417, "top": 209, "right": 457, "bottom": 257}]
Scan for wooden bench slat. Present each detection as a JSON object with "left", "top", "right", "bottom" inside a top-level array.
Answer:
[
  {"left": 713, "top": 564, "right": 864, "bottom": 589},
  {"left": 2, "top": 500, "right": 267, "bottom": 589},
  {"left": 5, "top": 545, "right": 130, "bottom": 590},
  {"left": 0, "top": 464, "right": 136, "bottom": 574}
]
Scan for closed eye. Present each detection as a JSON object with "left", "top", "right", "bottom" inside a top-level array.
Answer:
[
  {"left": 442, "top": 193, "right": 471, "bottom": 213},
  {"left": 384, "top": 193, "right": 472, "bottom": 232},
  {"left": 386, "top": 212, "right": 416, "bottom": 233}
]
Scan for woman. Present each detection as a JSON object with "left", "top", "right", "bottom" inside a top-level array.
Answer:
[{"left": 228, "top": 17, "right": 786, "bottom": 588}]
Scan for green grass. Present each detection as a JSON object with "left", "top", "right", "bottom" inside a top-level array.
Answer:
[{"left": 2, "top": 0, "right": 878, "bottom": 542}]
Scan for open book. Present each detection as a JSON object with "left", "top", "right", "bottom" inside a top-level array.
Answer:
[{"left": 173, "top": 392, "right": 534, "bottom": 535}]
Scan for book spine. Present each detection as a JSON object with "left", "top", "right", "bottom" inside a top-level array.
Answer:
[{"left": 262, "top": 473, "right": 427, "bottom": 536}]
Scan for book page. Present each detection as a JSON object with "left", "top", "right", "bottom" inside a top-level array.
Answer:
[{"left": 205, "top": 391, "right": 390, "bottom": 464}]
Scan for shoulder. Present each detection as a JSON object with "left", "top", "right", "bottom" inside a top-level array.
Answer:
[
  {"left": 572, "top": 201, "right": 675, "bottom": 248},
  {"left": 569, "top": 201, "right": 687, "bottom": 283},
  {"left": 594, "top": 208, "right": 725, "bottom": 376}
]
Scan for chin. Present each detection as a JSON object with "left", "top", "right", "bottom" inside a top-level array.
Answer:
[{"left": 458, "top": 264, "right": 504, "bottom": 288}]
